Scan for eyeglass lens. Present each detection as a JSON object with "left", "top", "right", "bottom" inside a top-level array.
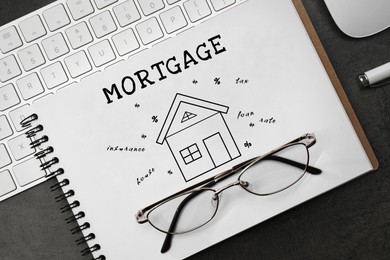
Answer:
[
  {"left": 239, "top": 143, "right": 308, "bottom": 195},
  {"left": 148, "top": 188, "right": 219, "bottom": 234}
]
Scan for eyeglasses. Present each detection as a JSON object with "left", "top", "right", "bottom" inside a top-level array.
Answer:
[{"left": 135, "top": 133, "right": 322, "bottom": 253}]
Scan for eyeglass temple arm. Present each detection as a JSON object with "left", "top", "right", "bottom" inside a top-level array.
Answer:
[
  {"left": 160, "top": 156, "right": 321, "bottom": 253},
  {"left": 227, "top": 155, "right": 321, "bottom": 179},
  {"left": 265, "top": 155, "right": 322, "bottom": 175},
  {"left": 160, "top": 182, "right": 215, "bottom": 253}
]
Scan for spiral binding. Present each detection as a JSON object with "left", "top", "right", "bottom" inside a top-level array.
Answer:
[{"left": 21, "top": 114, "right": 105, "bottom": 260}]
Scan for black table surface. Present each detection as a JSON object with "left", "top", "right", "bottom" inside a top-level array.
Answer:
[{"left": 1, "top": 1, "right": 389, "bottom": 259}]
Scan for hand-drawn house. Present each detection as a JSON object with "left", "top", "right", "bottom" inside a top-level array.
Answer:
[{"left": 156, "top": 93, "right": 241, "bottom": 182}]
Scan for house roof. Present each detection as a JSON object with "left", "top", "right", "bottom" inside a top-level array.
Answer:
[{"left": 156, "top": 93, "right": 229, "bottom": 144}]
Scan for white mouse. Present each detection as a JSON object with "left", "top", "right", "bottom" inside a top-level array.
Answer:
[{"left": 323, "top": 0, "right": 390, "bottom": 37}]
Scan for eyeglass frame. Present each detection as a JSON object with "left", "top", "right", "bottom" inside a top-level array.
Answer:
[{"left": 135, "top": 133, "right": 322, "bottom": 253}]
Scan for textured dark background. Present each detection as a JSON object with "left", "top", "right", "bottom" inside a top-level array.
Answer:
[{"left": 0, "top": 0, "right": 389, "bottom": 259}]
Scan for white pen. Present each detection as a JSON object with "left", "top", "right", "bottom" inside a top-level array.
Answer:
[{"left": 358, "top": 62, "right": 390, "bottom": 88}]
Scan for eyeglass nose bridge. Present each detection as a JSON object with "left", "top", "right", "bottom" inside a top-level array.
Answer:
[{"left": 214, "top": 179, "right": 246, "bottom": 196}]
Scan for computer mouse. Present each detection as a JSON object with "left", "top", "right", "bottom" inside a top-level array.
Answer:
[{"left": 323, "top": 0, "right": 390, "bottom": 37}]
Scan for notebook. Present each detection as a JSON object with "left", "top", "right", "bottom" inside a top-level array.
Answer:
[{"left": 21, "top": 0, "right": 378, "bottom": 259}]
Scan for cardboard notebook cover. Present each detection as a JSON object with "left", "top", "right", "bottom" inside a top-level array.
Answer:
[{"left": 293, "top": 0, "right": 378, "bottom": 169}]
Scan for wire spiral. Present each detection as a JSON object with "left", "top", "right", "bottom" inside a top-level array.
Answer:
[{"left": 21, "top": 114, "right": 105, "bottom": 260}]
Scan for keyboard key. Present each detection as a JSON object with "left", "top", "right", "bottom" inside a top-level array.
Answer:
[
  {"left": 160, "top": 6, "right": 188, "bottom": 34},
  {"left": 167, "top": 0, "right": 181, "bottom": 4},
  {"left": 0, "top": 170, "right": 16, "bottom": 197},
  {"left": 41, "top": 33, "right": 70, "bottom": 60},
  {"left": 13, "top": 157, "right": 45, "bottom": 187},
  {"left": 0, "top": 26, "right": 23, "bottom": 54},
  {"left": 56, "top": 82, "right": 77, "bottom": 93},
  {"left": 135, "top": 17, "right": 164, "bottom": 45},
  {"left": 183, "top": 0, "right": 211, "bottom": 22},
  {"left": 89, "top": 11, "right": 117, "bottom": 38},
  {"left": 88, "top": 40, "right": 116, "bottom": 67},
  {"left": 81, "top": 71, "right": 100, "bottom": 81},
  {"left": 18, "top": 15, "right": 47, "bottom": 42},
  {"left": 32, "top": 92, "right": 54, "bottom": 103},
  {"left": 0, "top": 55, "right": 21, "bottom": 83},
  {"left": 9, "top": 104, "right": 32, "bottom": 132},
  {"left": 43, "top": 4, "right": 71, "bottom": 31},
  {"left": 16, "top": 73, "right": 45, "bottom": 100},
  {"left": 18, "top": 44, "right": 46, "bottom": 72},
  {"left": 0, "top": 84, "right": 20, "bottom": 111},
  {"left": 8, "top": 133, "right": 35, "bottom": 161},
  {"left": 0, "top": 115, "right": 13, "bottom": 141},
  {"left": 93, "top": 0, "right": 118, "bottom": 9},
  {"left": 112, "top": 28, "right": 140, "bottom": 56},
  {"left": 0, "top": 144, "right": 12, "bottom": 168},
  {"left": 64, "top": 51, "right": 92, "bottom": 78},
  {"left": 66, "top": 0, "right": 95, "bottom": 20},
  {"left": 66, "top": 22, "right": 93, "bottom": 49},
  {"left": 210, "top": 0, "right": 235, "bottom": 11},
  {"left": 137, "top": 0, "right": 165, "bottom": 16},
  {"left": 40, "top": 62, "right": 68, "bottom": 89},
  {"left": 113, "top": 1, "right": 141, "bottom": 27}
]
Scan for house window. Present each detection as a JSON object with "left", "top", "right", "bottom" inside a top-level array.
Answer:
[{"left": 180, "top": 143, "right": 202, "bottom": 165}]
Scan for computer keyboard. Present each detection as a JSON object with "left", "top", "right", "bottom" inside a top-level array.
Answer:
[{"left": 0, "top": 0, "right": 243, "bottom": 202}]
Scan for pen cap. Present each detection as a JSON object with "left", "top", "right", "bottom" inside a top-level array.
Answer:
[{"left": 365, "top": 62, "right": 390, "bottom": 85}]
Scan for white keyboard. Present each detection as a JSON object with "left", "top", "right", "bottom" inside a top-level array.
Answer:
[{"left": 0, "top": 0, "right": 242, "bottom": 202}]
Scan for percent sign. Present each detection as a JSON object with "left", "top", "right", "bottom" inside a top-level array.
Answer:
[
  {"left": 214, "top": 77, "right": 221, "bottom": 85},
  {"left": 152, "top": 115, "right": 158, "bottom": 123},
  {"left": 244, "top": 141, "right": 252, "bottom": 148}
]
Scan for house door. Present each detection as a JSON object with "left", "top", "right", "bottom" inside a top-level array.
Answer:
[{"left": 203, "top": 132, "right": 232, "bottom": 167}]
